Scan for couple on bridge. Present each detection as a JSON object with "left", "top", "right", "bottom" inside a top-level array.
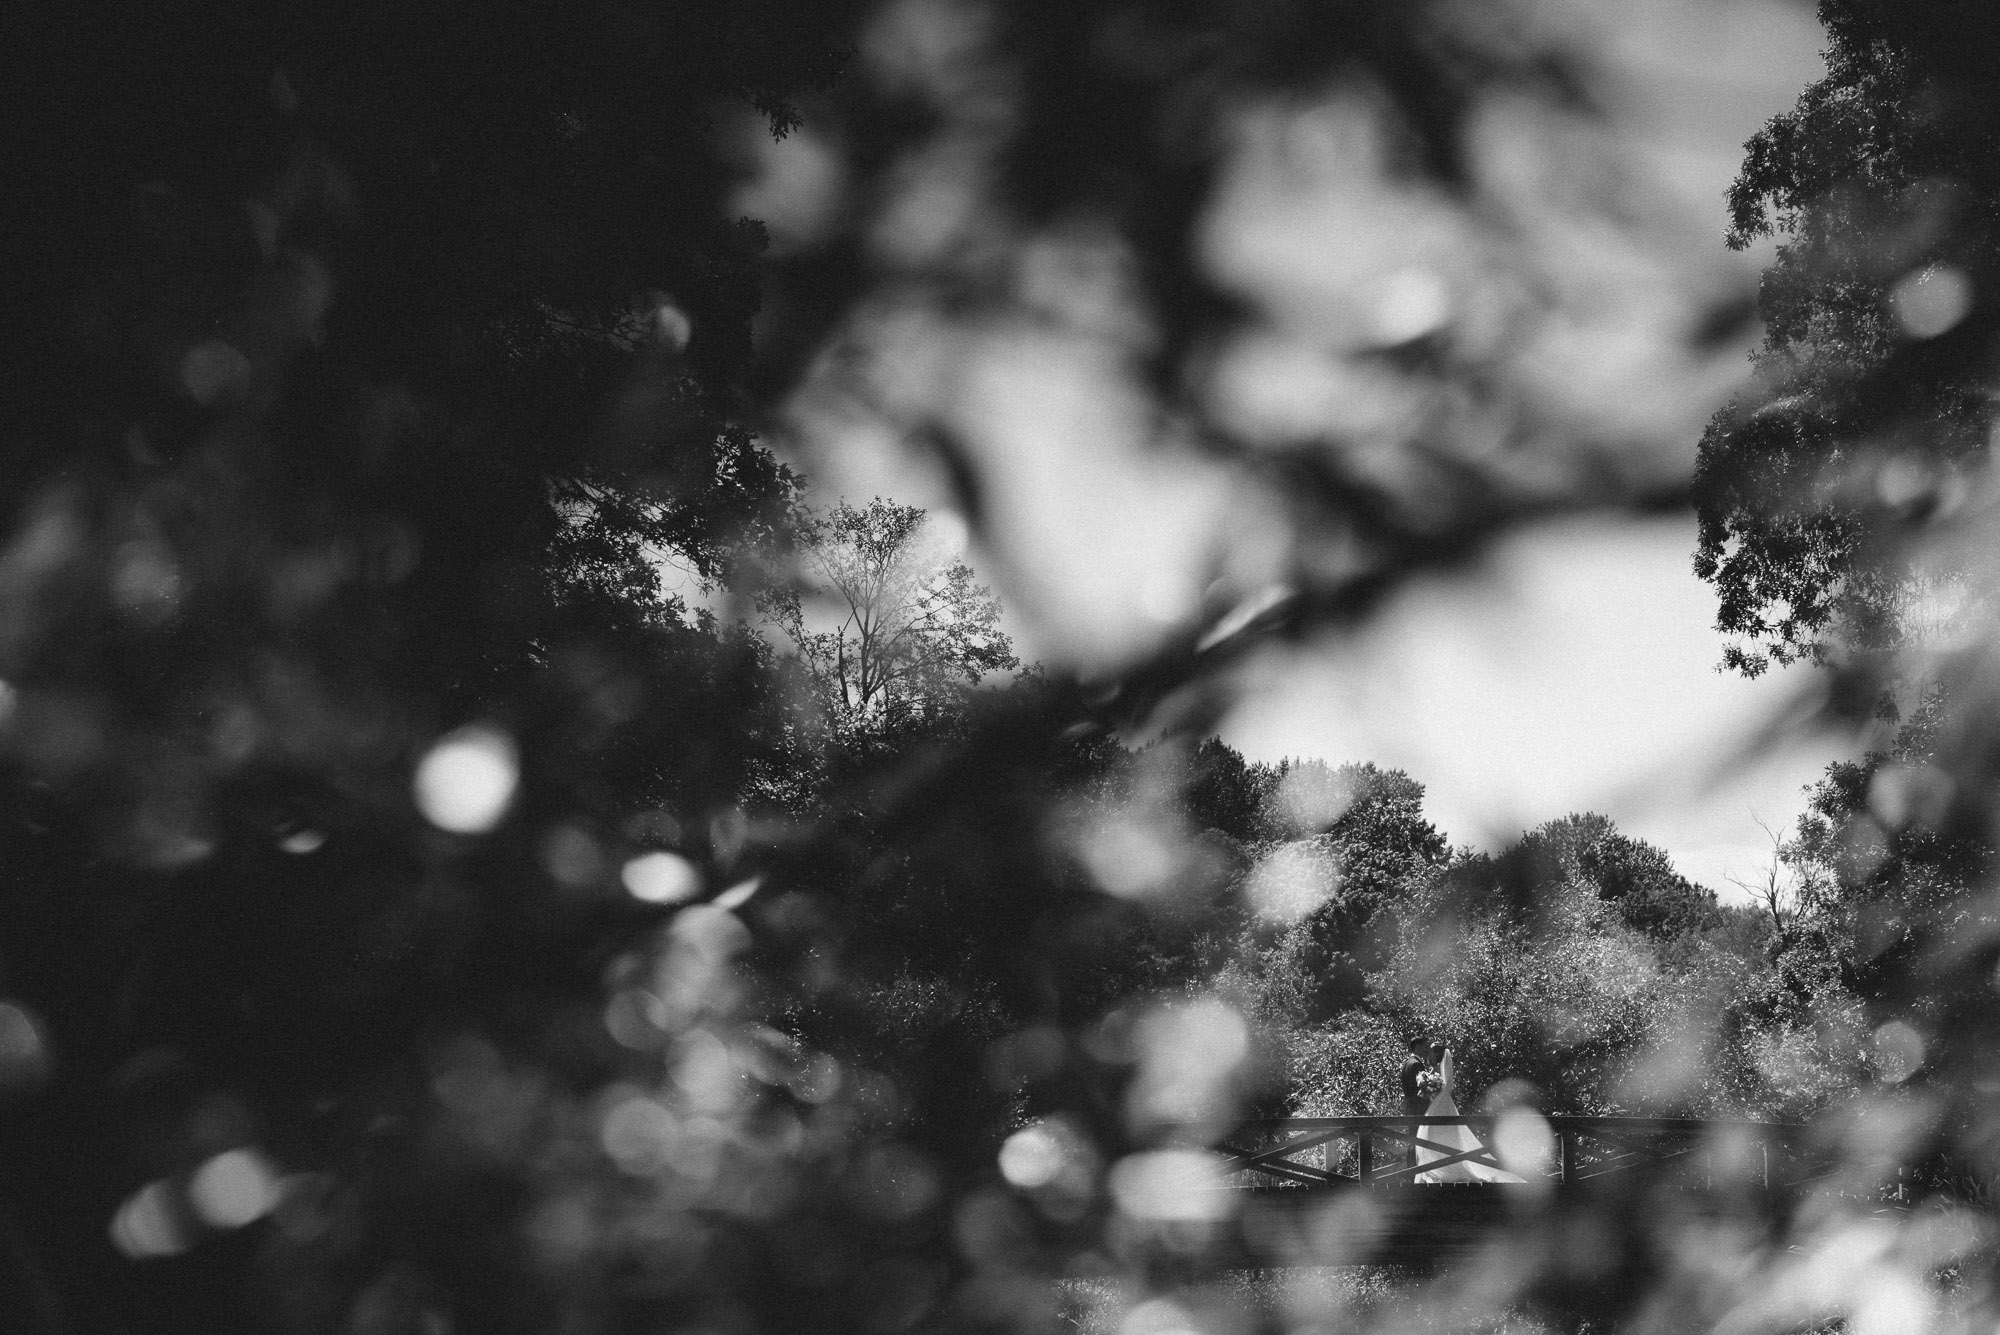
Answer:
[{"left": 1399, "top": 1036, "right": 1522, "bottom": 1183}]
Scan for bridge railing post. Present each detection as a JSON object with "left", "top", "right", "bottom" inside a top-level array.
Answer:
[
  {"left": 1559, "top": 1130, "right": 1576, "bottom": 1186},
  {"left": 1358, "top": 1128, "right": 1373, "bottom": 1183}
]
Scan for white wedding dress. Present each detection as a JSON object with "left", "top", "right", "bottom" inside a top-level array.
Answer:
[{"left": 1414, "top": 1049, "right": 1524, "bottom": 1183}]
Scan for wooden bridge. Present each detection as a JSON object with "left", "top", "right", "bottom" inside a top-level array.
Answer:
[
  {"left": 1182, "top": 1115, "right": 1805, "bottom": 1268},
  {"left": 1217, "top": 1115, "right": 1792, "bottom": 1190}
]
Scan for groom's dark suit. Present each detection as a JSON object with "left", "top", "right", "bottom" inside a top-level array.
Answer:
[{"left": 1399, "top": 1054, "right": 1432, "bottom": 1170}]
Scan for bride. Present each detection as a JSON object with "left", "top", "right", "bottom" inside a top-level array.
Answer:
[{"left": 1415, "top": 1047, "right": 1523, "bottom": 1183}]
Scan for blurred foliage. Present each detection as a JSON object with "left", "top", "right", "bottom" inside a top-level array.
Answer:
[{"left": 9, "top": 0, "right": 2000, "bottom": 1334}]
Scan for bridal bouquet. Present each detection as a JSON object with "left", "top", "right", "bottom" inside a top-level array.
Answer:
[{"left": 1416, "top": 1069, "right": 1444, "bottom": 1100}]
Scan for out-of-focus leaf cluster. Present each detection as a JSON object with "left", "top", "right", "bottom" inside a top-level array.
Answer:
[{"left": 11, "top": 0, "right": 2000, "bottom": 1333}]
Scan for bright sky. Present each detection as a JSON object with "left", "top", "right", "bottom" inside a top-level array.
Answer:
[
  {"left": 1202, "top": 0, "right": 1841, "bottom": 896},
  {"left": 1219, "top": 514, "right": 1857, "bottom": 895},
  {"left": 759, "top": 0, "right": 1839, "bottom": 898}
]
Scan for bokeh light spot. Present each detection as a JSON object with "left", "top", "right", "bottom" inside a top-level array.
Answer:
[
  {"left": 0, "top": 1000, "right": 51, "bottom": 1092},
  {"left": 1493, "top": 1107, "right": 1556, "bottom": 1179},
  {"left": 997, "top": 1116, "right": 1097, "bottom": 1217},
  {"left": 1127, "top": 999, "right": 1251, "bottom": 1134},
  {"left": 1874, "top": 455, "right": 1937, "bottom": 511},
  {"left": 600, "top": 1093, "right": 678, "bottom": 1175},
  {"left": 669, "top": 903, "right": 752, "bottom": 959},
  {"left": 1854, "top": 1269, "right": 1933, "bottom": 1335},
  {"left": 1245, "top": 842, "right": 1340, "bottom": 923},
  {"left": 189, "top": 1147, "right": 281, "bottom": 1229},
  {"left": 713, "top": 876, "right": 761, "bottom": 910},
  {"left": 1119, "top": 1297, "right": 1206, "bottom": 1335},
  {"left": 277, "top": 828, "right": 326, "bottom": 855},
  {"left": 789, "top": 1053, "right": 842, "bottom": 1104},
  {"left": 110, "top": 540, "right": 183, "bottom": 623},
  {"left": 1872, "top": 1021, "right": 1925, "bottom": 1083},
  {"left": 525, "top": 1192, "right": 597, "bottom": 1267},
  {"left": 540, "top": 823, "right": 605, "bottom": 888},
  {"left": 1271, "top": 763, "right": 1356, "bottom": 834},
  {"left": 1079, "top": 816, "right": 1180, "bottom": 901},
  {"left": 673, "top": 1029, "right": 745, "bottom": 1116},
  {"left": 270, "top": 1173, "right": 337, "bottom": 1245},
  {"left": 413, "top": 726, "right": 519, "bottom": 834},
  {"left": 998, "top": 1124, "right": 1066, "bottom": 1189},
  {"left": 179, "top": 340, "right": 253, "bottom": 404},
  {"left": 621, "top": 851, "right": 702, "bottom": 904},
  {"left": 1368, "top": 267, "right": 1452, "bottom": 345},
  {"left": 1888, "top": 265, "right": 1972, "bottom": 340},
  {"left": 604, "top": 988, "right": 670, "bottom": 1050},
  {"left": 1108, "top": 1150, "right": 1234, "bottom": 1223},
  {"left": 655, "top": 303, "right": 693, "bottom": 351},
  {"left": 110, "top": 1180, "right": 191, "bottom": 1259}
]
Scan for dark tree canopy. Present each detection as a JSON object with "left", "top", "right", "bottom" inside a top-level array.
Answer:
[{"left": 1517, "top": 813, "right": 1725, "bottom": 942}]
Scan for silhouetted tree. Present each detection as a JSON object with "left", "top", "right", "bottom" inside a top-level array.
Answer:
[
  {"left": 771, "top": 498, "right": 1018, "bottom": 735},
  {"left": 1522, "top": 814, "right": 1726, "bottom": 942},
  {"left": 1179, "top": 738, "right": 1278, "bottom": 844},
  {"left": 1695, "top": 0, "right": 2000, "bottom": 679}
]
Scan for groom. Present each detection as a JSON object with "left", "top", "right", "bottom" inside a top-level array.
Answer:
[{"left": 1398, "top": 1036, "right": 1436, "bottom": 1171}]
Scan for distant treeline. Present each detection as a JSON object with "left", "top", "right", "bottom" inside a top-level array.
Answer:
[{"left": 798, "top": 729, "right": 1875, "bottom": 1140}]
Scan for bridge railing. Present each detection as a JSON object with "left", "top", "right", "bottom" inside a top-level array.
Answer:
[{"left": 1211, "top": 1116, "right": 1798, "bottom": 1190}]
